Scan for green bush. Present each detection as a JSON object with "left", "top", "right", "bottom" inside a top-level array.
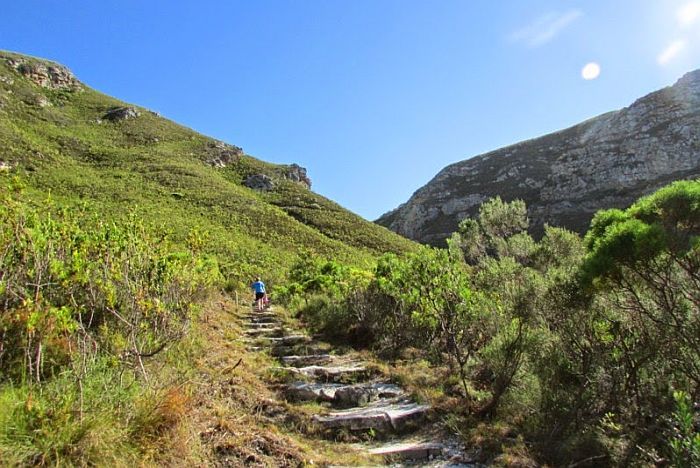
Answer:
[{"left": 0, "top": 187, "right": 221, "bottom": 383}]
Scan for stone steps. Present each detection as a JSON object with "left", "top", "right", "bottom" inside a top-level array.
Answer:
[
  {"left": 277, "top": 363, "right": 369, "bottom": 383},
  {"left": 280, "top": 353, "right": 333, "bottom": 367},
  {"left": 368, "top": 441, "right": 445, "bottom": 460},
  {"left": 244, "top": 314, "right": 278, "bottom": 323},
  {"left": 244, "top": 327, "right": 284, "bottom": 337},
  {"left": 313, "top": 398, "right": 430, "bottom": 432},
  {"left": 270, "top": 343, "right": 330, "bottom": 357},
  {"left": 247, "top": 322, "right": 281, "bottom": 329},
  {"left": 239, "top": 304, "right": 469, "bottom": 464},
  {"left": 285, "top": 381, "right": 403, "bottom": 407}
]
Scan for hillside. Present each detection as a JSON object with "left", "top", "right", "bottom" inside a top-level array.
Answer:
[
  {"left": 376, "top": 70, "right": 700, "bottom": 244},
  {"left": 2, "top": 50, "right": 698, "bottom": 467},
  {"left": 0, "top": 50, "right": 415, "bottom": 284}
]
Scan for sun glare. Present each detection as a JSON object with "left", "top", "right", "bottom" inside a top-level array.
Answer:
[
  {"left": 658, "top": 40, "right": 687, "bottom": 65},
  {"left": 678, "top": 1, "right": 700, "bottom": 27},
  {"left": 581, "top": 62, "right": 601, "bottom": 80}
]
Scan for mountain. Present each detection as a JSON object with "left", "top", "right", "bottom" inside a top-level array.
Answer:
[
  {"left": 0, "top": 50, "right": 415, "bottom": 282},
  {"left": 376, "top": 70, "right": 700, "bottom": 244}
]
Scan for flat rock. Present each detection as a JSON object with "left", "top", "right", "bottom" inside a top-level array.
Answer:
[
  {"left": 280, "top": 354, "right": 333, "bottom": 367},
  {"left": 246, "top": 322, "right": 279, "bottom": 329},
  {"left": 285, "top": 382, "right": 344, "bottom": 402},
  {"left": 265, "top": 335, "right": 311, "bottom": 346},
  {"left": 286, "top": 381, "right": 403, "bottom": 406},
  {"left": 244, "top": 312, "right": 277, "bottom": 320},
  {"left": 369, "top": 442, "right": 445, "bottom": 460},
  {"left": 245, "top": 315, "right": 278, "bottom": 324},
  {"left": 313, "top": 400, "right": 430, "bottom": 431},
  {"left": 281, "top": 363, "right": 367, "bottom": 382},
  {"left": 244, "top": 327, "right": 283, "bottom": 337},
  {"left": 270, "top": 344, "right": 328, "bottom": 357}
]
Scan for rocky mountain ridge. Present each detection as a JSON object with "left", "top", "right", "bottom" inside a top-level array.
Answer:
[{"left": 377, "top": 70, "right": 700, "bottom": 244}]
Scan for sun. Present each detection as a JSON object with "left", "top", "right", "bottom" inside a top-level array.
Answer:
[
  {"left": 678, "top": 1, "right": 700, "bottom": 27},
  {"left": 581, "top": 62, "right": 601, "bottom": 80}
]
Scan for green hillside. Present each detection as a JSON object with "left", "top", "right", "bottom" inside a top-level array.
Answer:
[
  {"left": 0, "top": 50, "right": 415, "bottom": 286},
  {"left": 2, "top": 50, "right": 699, "bottom": 467}
]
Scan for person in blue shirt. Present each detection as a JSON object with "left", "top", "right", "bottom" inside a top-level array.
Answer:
[{"left": 251, "top": 277, "right": 266, "bottom": 311}]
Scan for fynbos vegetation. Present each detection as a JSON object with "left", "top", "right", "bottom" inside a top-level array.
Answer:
[
  {"left": 283, "top": 179, "right": 700, "bottom": 465},
  {"left": 0, "top": 180, "right": 220, "bottom": 463}
]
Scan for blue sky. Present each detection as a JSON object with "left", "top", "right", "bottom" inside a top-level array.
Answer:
[{"left": 2, "top": 1, "right": 700, "bottom": 219}]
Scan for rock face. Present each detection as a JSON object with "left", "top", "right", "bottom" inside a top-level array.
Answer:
[
  {"left": 377, "top": 70, "right": 700, "bottom": 244},
  {"left": 5, "top": 57, "right": 81, "bottom": 91},
  {"left": 283, "top": 163, "right": 312, "bottom": 188}
]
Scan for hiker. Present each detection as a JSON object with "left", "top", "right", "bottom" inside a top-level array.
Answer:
[{"left": 251, "top": 277, "right": 266, "bottom": 311}]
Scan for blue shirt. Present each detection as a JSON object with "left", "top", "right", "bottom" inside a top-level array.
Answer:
[{"left": 252, "top": 281, "right": 266, "bottom": 293}]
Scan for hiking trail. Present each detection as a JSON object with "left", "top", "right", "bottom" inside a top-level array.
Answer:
[{"left": 239, "top": 302, "right": 478, "bottom": 466}]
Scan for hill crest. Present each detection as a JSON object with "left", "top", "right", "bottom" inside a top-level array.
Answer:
[{"left": 0, "top": 50, "right": 415, "bottom": 282}]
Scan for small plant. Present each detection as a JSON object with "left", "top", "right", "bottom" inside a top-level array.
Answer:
[{"left": 668, "top": 391, "right": 700, "bottom": 467}]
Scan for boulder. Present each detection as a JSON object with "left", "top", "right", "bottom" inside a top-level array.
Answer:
[
  {"left": 244, "top": 174, "right": 275, "bottom": 191},
  {"left": 333, "top": 385, "right": 378, "bottom": 408},
  {"left": 103, "top": 106, "right": 141, "bottom": 122}
]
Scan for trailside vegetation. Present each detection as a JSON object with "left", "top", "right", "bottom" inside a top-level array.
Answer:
[
  {"left": 0, "top": 180, "right": 220, "bottom": 464},
  {"left": 282, "top": 180, "right": 700, "bottom": 466}
]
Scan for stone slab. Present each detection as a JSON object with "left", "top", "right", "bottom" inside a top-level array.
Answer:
[
  {"left": 246, "top": 322, "right": 280, "bottom": 329},
  {"left": 369, "top": 442, "right": 445, "bottom": 460},
  {"left": 313, "top": 400, "right": 430, "bottom": 431},
  {"left": 287, "top": 381, "right": 403, "bottom": 406},
  {"left": 281, "top": 364, "right": 367, "bottom": 381},
  {"left": 244, "top": 327, "right": 283, "bottom": 336},
  {"left": 286, "top": 382, "right": 345, "bottom": 402},
  {"left": 270, "top": 344, "right": 328, "bottom": 357},
  {"left": 280, "top": 354, "right": 333, "bottom": 367},
  {"left": 265, "top": 335, "right": 311, "bottom": 346}
]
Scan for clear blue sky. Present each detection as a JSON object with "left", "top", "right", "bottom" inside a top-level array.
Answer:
[{"left": 2, "top": 1, "right": 700, "bottom": 219}]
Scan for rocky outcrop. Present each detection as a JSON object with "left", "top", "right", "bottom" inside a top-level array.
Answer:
[
  {"left": 283, "top": 164, "right": 312, "bottom": 188},
  {"left": 5, "top": 57, "right": 81, "bottom": 91},
  {"left": 206, "top": 140, "right": 243, "bottom": 168},
  {"left": 244, "top": 173, "right": 276, "bottom": 191},
  {"left": 102, "top": 106, "right": 140, "bottom": 122},
  {"left": 377, "top": 69, "right": 700, "bottom": 244}
]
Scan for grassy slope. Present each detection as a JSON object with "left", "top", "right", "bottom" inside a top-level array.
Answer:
[
  {"left": 0, "top": 50, "right": 415, "bottom": 287},
  {"left": 0, "top": 50, "right": 419, "bottom": 465}
]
